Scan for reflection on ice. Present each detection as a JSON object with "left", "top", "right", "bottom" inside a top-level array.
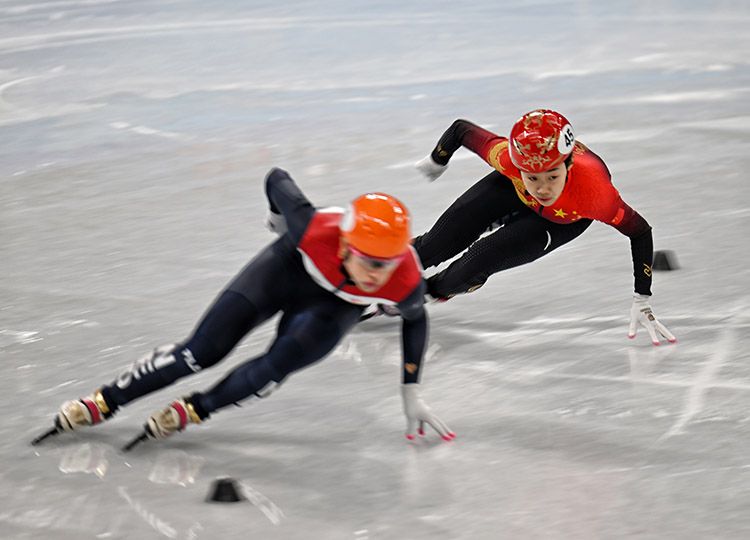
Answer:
[
  {"left": 58, "top": 443, "right": 109, "bottom": 479},
  {"left": 118, "top": 486, "right": 184, "bottom": 539},
  {"left": 148, "top": 450, "right": 205, "bottom": 486}
]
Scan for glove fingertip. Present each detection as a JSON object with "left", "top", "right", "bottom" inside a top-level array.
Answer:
[
  {"left": 405, "top": 434, "right": 415, "bottom": 441},
  {"left": 668, "top": 337, "right": 677, "bottom": 343},
  {"left": 628, "top": 334, "right": 636, "bottom": 339},
  {"left": 652, "top": 341, "right": 661, "bottom": 346},
  {"left": 441, "top": 435, "right": 452, "bottom": 442}
]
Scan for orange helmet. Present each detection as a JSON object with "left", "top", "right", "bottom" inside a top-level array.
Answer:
[{"left": 340, "top": 193, "right": 411, "bottom": 260}]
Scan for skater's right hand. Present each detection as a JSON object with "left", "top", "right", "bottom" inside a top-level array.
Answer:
[
  {"left": 265, "top": 208, "right": 287, "bottom": 235},
  {"left": 415, "top": 155, "right": 448, "bottom": 182},
  {"left": 401, "top": 384, "right": 455, "bottom": 441}
]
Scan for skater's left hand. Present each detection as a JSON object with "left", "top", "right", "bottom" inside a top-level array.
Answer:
[
  {"left": 628, "top": 294, "right": 676, "bottom": 346},
  {"left": 401, "top": 384, "right": 455, "bottom": 441}
]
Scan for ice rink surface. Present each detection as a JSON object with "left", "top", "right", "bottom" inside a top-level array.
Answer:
[{"left": 2, "top": 0, "right": 750, "bottom": 538}]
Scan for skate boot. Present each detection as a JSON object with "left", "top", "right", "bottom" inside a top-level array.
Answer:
[
  {"left": 423, "top": 273, "right": 459, "bottom": 303},
  {"left": 57, "top": 390, "right": 114, "bottom": 432},
  {"left": 378, "top": 304, "right": 401, "bottom": 316},
  {"left": 145, "top": 397, "right": 203, "bottom": 440},
  {"left": 359, "top": 303, "right": 401, "bottom": 322},
  {"left": 425, "top": 292, "right": 449, "bottom": 303}
]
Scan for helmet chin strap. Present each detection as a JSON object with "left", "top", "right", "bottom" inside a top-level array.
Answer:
[{"left": 338, "top": 244, "right": 355, "bottom": 286}]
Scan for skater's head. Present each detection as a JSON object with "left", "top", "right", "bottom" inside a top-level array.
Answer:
[
  {"left": 339, "top": 192, "right": 411, "bottom": 292},
  {"left": 510, "top": 109, "right": 575, "bottom": 206}
]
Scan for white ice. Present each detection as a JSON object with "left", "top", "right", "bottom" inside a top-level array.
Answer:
[{"left": 1, "top": 0, "right": 750, "bottom": 538}]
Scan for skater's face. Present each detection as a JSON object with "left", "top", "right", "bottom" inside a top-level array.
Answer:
[
  {"left": 342, "top": 245, "right": 401, "bottom": 292},
  {"left": 520, "top": 163, "right": 568, "bottom": 206}
]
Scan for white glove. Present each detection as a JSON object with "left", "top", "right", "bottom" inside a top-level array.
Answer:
[
  {"left": 400, "top": 384, "right": 454, "bottom": 441},
  {"left": 265, "top": 208, "right": 287, "bottom": 235},
  {"left": 628, "top": 294, "right": 676, "bottom": 346},
  {"left": 415, "top": 155, "right": 448, "bottom": 182}
]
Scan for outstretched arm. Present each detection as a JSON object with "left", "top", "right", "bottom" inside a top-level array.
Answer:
[
  {"left": 416, "top": 119, "right": 504, "bottom": 180},
  {"left": 612, "top": 205, "right": 653, "bottom": 296},
  {"left": 611, "top": 204, "right": 676, "bottom": 345},
  {"left": 398, "top": 284, "right": 428, "bottom": 385},
  {"left": 397, "top": 284, "right": 454, "bottom": 441}
]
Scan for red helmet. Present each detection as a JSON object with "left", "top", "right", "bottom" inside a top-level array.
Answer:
[
  {"left": 509, "top": 109, "right": 575, "bottom": 173},
  {"left": 340, "top": 193, "right": 411, "bottom": 260}
]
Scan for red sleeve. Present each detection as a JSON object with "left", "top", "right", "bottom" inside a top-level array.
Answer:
[
  {"left": 588, "top": 183, "right": 626, "bottom": 224},
  {"left": 583, "top": 177, "right": 650, "bottom": 238},
  {"left": 569, "top": 148, "right": 651, "bottom": 238},
  {"left": 580, "top": 182, "right": 654, "bottom": 295},
  {"left": 612, "top": 203, "right": 651, "bottom": 238}
]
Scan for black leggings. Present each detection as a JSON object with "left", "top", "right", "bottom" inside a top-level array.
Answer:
[
  {"left": 102, "top": 239, "right": 362, "bottom": 417},
  {"left": 413, "top": 171, "right": 592, "bottom": 298}
]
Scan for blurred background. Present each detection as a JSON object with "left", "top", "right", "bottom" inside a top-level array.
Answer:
[{"left": 1, "top": 1, "right": 749, "bottom": 538}]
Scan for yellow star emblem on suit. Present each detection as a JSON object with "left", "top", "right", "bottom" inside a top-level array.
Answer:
[{"left": 554, "top": 208, "right": 568, "bottom": 218}]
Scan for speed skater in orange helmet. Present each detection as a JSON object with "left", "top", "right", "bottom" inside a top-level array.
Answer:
[{"left": 33, "top": 168, "right": 454, "bottom": 450}]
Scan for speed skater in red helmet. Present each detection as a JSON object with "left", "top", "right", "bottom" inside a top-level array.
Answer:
[
  {"left": 412, "top": 109, "right": 675, "bottom": 346},
  {"left": 32, "top": 168, "right": 453, "bottom": 450}
]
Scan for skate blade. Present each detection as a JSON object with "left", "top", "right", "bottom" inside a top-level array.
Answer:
[
  {"left": 358, "top": 311, "right": 379, "bottom": 322},
  {"left": 122, "top": 431, "right": 149, "bottom": 452},
  {"left": 31, "top": 426, "right": 61, "bottom": 446}
]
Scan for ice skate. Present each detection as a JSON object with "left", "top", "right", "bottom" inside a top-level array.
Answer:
[
  {"left": 31, "top": 390, "right": 113, "bottom": 446},
  {"left": 359, "top": 303, "right": 401, "bottom": 322},
  {"left": 57, "top": 390, "right": 113, "bottom": 431},
  {"left": 146, "top": 398, "right": 202, "bottom": 439},
  {"left": 123, "top": 397, "right": 203, "bottom": 452}
]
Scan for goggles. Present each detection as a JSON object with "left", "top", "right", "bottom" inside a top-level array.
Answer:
[{"left": 348, "top": 245, "right": 406, "bottom": 270}]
